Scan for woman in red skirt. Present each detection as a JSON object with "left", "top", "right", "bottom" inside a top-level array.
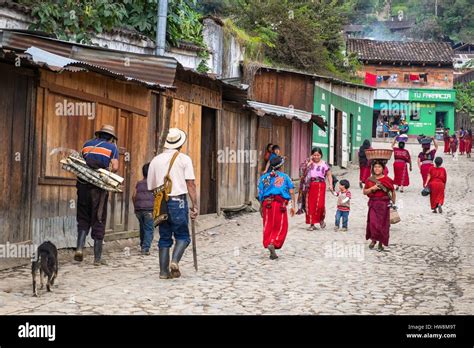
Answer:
[
  {"left": 391, "top": 138, "right": 412, "bottom": 192},
  {"left": 363, "top": 159, "right": 396, "bottom": 252},
  {"left": 425, "top": 157, "right": 447, "bottom": 214},
  {"left": 443, "top": 128, "right": 451, "bottom": 154},
  {"left": 258, "top": 156, "right": 295, "bottom": 259},
  {"left": 465, "top": 130, "right": 472, "bottom": 158},
  {"left": 450, "top": 134, "right": 458, "bottom": 157},
  {"left": 358, "top": 139, "right": 371, "bottom": 188},
  {"left": 302, "top": 147, "right": 334, "bottom": 230},
  {"left": 417, "top": 138, "right": 438, "bottom": 185}
]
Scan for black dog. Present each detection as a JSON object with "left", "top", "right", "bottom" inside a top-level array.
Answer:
[{"left": 32, "top": 241, "right": 58, "bottom": 297}]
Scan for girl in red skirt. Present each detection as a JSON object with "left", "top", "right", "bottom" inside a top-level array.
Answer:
[
  {"left": 425, "top": 157, "right": 447, "bottom": 214},
  {"left": 465, "top": 130, "right": 472, "bottom": 158},
  {"left": 301, "top": 147, "right": 334, "bottom": 230},
  {"left": 363, "top": 159, "right": 396, "bottom": 252},
  {"left": 443, "top": 128, "right": 451, "bottom": 154},
  {"left": 459, "top": 127, "right": 466, "bottom": 155},
  {"left": 258, "top": 156, "right": 295, "bottom": 259},
  {"left": 417, "top": 138, "right": 438, "bottom": 185},
  {"left": 391, "top": 138, "right": 412, "bottom": 192},
  {"left": 450, "top": 134, "right": 458, "bottom": 157}
]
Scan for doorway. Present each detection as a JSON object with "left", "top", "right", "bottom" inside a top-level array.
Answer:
[
  {"left": 349, "top": 113, "right": 354, "bottom": 162},
  {"left": 334, "top": 109, "right": 343, "bottom": 166},
  {"left": 200, "top": 107, "right": 217, "bottom": 214},
  {"left": 436, "top": 111, "right": 447, "bottom": 129}
]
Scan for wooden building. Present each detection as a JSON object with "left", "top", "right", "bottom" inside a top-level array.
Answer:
[
  {"left": 246, "top": 66, "right": 325, "bottom": 180},
  {"left": 0, "top": 31, "right": 178, "bottom": 251}
]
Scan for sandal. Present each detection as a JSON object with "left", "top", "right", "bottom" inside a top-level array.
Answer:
[
  {"left": 320, "top": 221, "right": 326, "bottom": 229},
  {"left": 308, "top": 225, "right": 316, "bottom": 231},
  {"left": 438, "top": 205, "right": 443, "bottom": 213},
  {"left": 377, "top": 243, "right": 384, "bottom": 252},
  {"left": 369, "top": 241, "right": 376, "bottom": 249}
]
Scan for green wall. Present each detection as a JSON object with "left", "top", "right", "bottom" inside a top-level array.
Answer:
[
  {"left": 374, "top": 101, "right": 455, "bottom": 136},
  {"left": 313, "top": 85, "right": 374, "bottom": 161}
]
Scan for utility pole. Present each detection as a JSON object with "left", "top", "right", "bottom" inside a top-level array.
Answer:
[{"left": 156, "top": 0, "right": 168, "bottom": 56}]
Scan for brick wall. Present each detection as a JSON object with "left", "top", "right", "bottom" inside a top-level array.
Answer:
[{"left": 357, "top": 65, "right": 454, "bottom": 89}]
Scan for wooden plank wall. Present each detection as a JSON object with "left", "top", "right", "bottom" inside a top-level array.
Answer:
[
  {"left": 218, "top": 103, "right": 257, "bottom": 209},
  {"left": 0, "top": 63, "right": 35, "bottom": 244},
  {"left": 251, "top": 70, "right": 314, "bottom": 112},
  {"left": 32, "top": 70, "right": 152, "bottom": 248}
]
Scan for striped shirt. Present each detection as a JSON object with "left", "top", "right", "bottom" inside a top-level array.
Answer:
[
  {"left": 335, "top": 190, "right": 351, "bottom": 211},
  {"left": 82, "top": 138, "right": 119, "bottom": 169}
]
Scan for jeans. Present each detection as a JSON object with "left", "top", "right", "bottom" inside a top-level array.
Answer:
[
  {"left": 335, "top": 209, "right": 349, "bottom": 228},
  {"left": 158, "top": 196, "right": 190, "bottom": 248},
  {"left": 135, "top": 211, "right": 154, "bottom": 252}
]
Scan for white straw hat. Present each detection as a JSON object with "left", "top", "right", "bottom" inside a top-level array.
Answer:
[{"left": 164, "top": 128, "right": 187, "bottom": 149}]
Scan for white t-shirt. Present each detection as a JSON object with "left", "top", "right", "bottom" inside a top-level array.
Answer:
[{"left": 147, "top": 149, "right": 195, "bottom": 196}]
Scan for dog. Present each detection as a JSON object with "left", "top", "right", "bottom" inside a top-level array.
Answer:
[{"left": 32, "top": 241, "right": 58, "bottom": 297}]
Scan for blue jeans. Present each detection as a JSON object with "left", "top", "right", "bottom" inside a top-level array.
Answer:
[
  {"left": 135, "top": 211, "right": 154, "bottom": 252},
  {"left": 158, "top": 196, "right": 190, "bottom": 248},
  {"left": 335, "top": 210, "right": 349, "bottom": 228}
]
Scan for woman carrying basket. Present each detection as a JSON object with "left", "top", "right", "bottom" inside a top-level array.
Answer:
[{"left": 363, "top": 150, "right": 396, "bottom": 252}]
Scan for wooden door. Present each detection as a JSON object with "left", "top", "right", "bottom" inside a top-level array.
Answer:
[
  {"left": 200, "top": 107, "right": 217, "bottom": 214},
  {"left": 342, "top": 111, "right": 349, "bottom": 168},
  {"left": 335, "top": 109, "right": 343, "bottom": 166},
  {"left": 329, "top": 105, "right": 335, "bottom": 165},
  {"left": 0, "top": 63, "right": 35, "bottom": 244}
]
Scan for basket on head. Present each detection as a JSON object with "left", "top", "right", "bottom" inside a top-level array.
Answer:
[{"left": 365, "top": 149, "right": 393, "bottom": 161}]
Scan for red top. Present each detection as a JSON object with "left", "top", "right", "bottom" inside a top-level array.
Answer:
[
  {"left": 264, "top": 151, "right": 272, "bottom": 162},
  {"left": 428, "top": 167, "right": 447, "bottom": 184},
  {"left": 365, "top": 176, "right": 395, "bottom": 198},
  {"left": 394, "top": 147, "right": 411, "bottom": 162}
]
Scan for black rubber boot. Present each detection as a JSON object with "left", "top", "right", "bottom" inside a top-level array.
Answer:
[
  {"left": 170, "top": 240, "right": 189, "bottom": 278},
  {"left": 159, "top": 248, "right": 171, "bottom": 279},
  {"left": 74, "top": 230, "right": 87, "bottom": 262},
  {"left": 93, "top": 239, "right": 107, "bottom": 266}
]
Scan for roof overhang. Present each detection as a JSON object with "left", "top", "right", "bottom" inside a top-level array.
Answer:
[{"left": 247, "top": 100, "right": 327, "bottom": 131}]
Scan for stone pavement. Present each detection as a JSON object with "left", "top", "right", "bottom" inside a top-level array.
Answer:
[{"left": 0, "top": 148, "right": 473, "bottom": 315}]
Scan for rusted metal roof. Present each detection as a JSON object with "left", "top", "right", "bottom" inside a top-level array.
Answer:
[
  {"left": 247, "top": 100, "right": 326, "bottom": 131},
  {"left": 347, "top": 38, "right": 454, "bottom": 65},
  {"left": 0, "top": 29, "right": 177, "bottom": 87}
]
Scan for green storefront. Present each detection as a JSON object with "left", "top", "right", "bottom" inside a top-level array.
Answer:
[
  {"left": 374, "top": 88, "right": 456, "bottom": 137},
  {"left": 313, "top": 80, "right": 375, "bottom": 168}
]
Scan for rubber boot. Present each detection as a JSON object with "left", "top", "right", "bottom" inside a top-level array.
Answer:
[
  {"left": 74, "top": 230, "right": 87, "bottom": 262},
  {"left": 170, "top": 240, "right": 189, "bottom": 278},
  {"left": 159, "top": 248, "right": 171, "bottom": 279},
  {"left": 93, "top": 239, "right": 107, "bottom": 266}
]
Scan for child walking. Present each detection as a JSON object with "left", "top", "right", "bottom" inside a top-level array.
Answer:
[
  {"left": 334, "top": 179, "right": 351, "bottom": 232},
  {"left": 132, "top": 163, "right": 155, "bottom": 255}
]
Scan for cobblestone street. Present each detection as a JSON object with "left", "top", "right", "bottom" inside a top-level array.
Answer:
[{"left": 0, "top": 148, "right": 473, "bottom": 315}]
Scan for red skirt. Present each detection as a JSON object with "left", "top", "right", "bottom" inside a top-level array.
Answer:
[
  {"left": 420, "top": 163, "right": 433, "bottom": 185},
  {"left": 359, "top": 165, "right": 371, "bottom": 184},
  {"left": 460, "top": 139, "right": 465, "bottom": 154},
  {"left": 306, "top": 181, "right": 326, "bottom": 225},
  {"left": 366, "top": 196, "right": 390, "bottom": 246},
  {"left": 466, "top": 139, "right": 472, "bottom": 154},
  {"left": 429, "top": 179, "right": 445, "bottom": 209},
  {"left": 393, "top": 160, "right": 410, "bottom": 187},
  {"left": 444, "top": 139, "right": 450, "bottom": 153},
  {"left": 262, "top": 196, "right": 289, "bottom": 249}
]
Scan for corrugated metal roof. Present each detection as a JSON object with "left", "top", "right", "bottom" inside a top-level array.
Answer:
[
  {"left": 0, "top": 29, "right": 177, "bottom": 87},
  {"left": 247, "top": 100, "right": 327, "bottom": 131}
]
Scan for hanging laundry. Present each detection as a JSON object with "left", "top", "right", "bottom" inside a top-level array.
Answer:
[
  {"left": 404, "top": 74, "right": 409, "bottom": 82},
  {"left": 376, "top": 75, "right": 383, "bottom": 83},
  {"left": 364, "top": 72, "right": 377, "bottom": 86},
  {"left": 409, "top": 73, "right": 420, "bottom": 81},
  {"left": 390, "top": 74, "right": 398, "bottom": 83},
  {"left": 382, "top": 75, "right": 390, "bottom": 81},
  {"left": 419, "top": 73, "right": 428, "bottom": 82}
]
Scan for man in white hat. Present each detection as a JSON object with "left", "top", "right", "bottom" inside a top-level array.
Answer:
[
  {"left": 148, "top": 128, "right": 198, "bottom": 279},
  {"left": 75, "top": 124, "right": 119, "bottom": 266}
]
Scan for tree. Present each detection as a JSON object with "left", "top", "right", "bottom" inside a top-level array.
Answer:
[{"left": 455, "top": 82, "right": 474, "bottom": 121}]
